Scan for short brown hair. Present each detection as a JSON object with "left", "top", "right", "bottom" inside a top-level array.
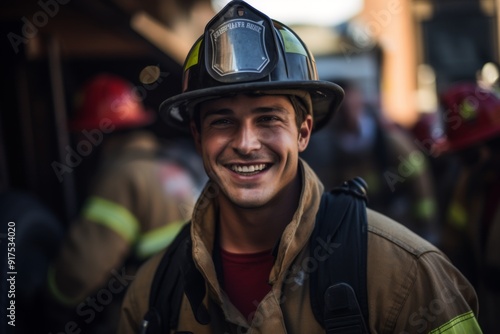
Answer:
[
  {"left": 288, "top": 95, "right": 308, "bottom": 129},
  {"left": 192, "top": 93, "right": 309, "bottom": 133}
]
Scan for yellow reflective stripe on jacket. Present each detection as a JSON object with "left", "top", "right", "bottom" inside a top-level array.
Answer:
[
  {"left": 47, "top": 265, "right": 80, "bottom": 306},
  {"left": 409, "top": 151, "right": 427, "bottom": 177},
  {"left": 82, "top": 196, "right": 140, "bottom": 243},
  {"left": 447, "top": 201, "right": 468, "bottom": 230},
  {"left": 414, "top": 198, "right": 436, "bottom": 220},
  {"left": 135, "top": 221, "right": 186, "bottom": 259},
  {"left": 429, "top": 311, "right": 481, "bottom": 333}
]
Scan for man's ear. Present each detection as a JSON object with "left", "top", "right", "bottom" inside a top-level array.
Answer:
[
  {"left": 190, "top": 120, "right": 202, "bottom": 154},
  {"left": 298, "top": 114, "right": 313, "bottom": 152}
]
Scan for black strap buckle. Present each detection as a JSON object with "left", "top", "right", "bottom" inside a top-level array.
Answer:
[
  {"left": 332, "top": 177, "right": 368, "bottom": 202},
  {"left": 324, "top": 283, "right": 368, "bottom": 334}
]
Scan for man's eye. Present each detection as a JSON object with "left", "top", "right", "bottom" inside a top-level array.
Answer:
[
  {"left": 258, "top": 116, "right": 279, "bottom": 123},
  {"left": 210, "top": 118, "right": 232, "bottom": 126}
]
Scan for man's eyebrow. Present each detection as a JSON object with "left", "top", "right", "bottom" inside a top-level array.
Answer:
[
  {"left": 252, "top": 105, "right": 289, "bottom": 114},
  {"left": 201, "top": 108, "right": 233, "bottom": 122},
  {"left": 200, "top": 104, "right": 290, "bottom": 122}
]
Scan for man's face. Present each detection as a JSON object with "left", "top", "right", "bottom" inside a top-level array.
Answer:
[{"left": 192, "top": 94, "right": 312, "bottom": 209}]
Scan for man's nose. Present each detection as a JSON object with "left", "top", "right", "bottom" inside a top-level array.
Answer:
[{"left": 232, "top": 122, "right": 261, "bottom": 155}]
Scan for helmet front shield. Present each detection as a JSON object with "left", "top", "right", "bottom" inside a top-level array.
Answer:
[{"left": 205, "top": 3, "right": 278, "bottom": 83}]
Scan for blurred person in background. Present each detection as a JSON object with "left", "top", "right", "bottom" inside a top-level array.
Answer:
[
  {"left": 43, "top": 73, "right": 205, "bottom": 333},
  {"left": 438, "top": 82, "right": 500, "bottom": 334},
  {"left": 301, "top": 80, "right": 440, "bottom": 243},
  {"left": 0, "top": 190, "right": 64, "bottom": 334},
  {"left": 410, "top": 111, "right": 456, "bottom": 224}
]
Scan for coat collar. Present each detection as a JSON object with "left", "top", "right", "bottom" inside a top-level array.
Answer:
[{"left": 189, "top": 159, "right": 324, "bottom": 309}]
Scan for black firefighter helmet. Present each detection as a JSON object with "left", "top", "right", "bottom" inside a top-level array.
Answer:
[{"left": 160, "top": 0, "right": 344, "bottom": 132}]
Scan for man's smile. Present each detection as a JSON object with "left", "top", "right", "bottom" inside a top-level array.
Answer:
[{"left": 227, "top": 163, "right": 270, "bottom": 176}]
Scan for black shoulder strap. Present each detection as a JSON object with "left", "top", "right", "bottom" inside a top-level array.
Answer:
[
  {"left": 310, "top": 177, "right": 369, "bottom": 333},
  {"left": 140, "top": 222, "right": 209, "bottom": 334}
]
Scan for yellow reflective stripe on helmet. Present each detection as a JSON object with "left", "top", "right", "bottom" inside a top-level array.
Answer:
[
  {"left": 184, "top": 38, "right": 203, "bottom": 71},
  {"left": 459, "top": 100, "right": 477, "bottom": 120},
  {"left": 429, "top": 311, "right": 481, "bottom": 333},
  {"left": 135, "top": 221, "right": 187, "bottom": 259},
  {"left": 279, "top": 28, "right": 307, "bottom": 56},
  {"left": 47, "top": 265, "right": 80, "bottom": 306},
  {"left": 82, "top": 196, "right": 140, "bottom": 243},
  {"left": 414, "top": 198, "right": 436, "bottom": 220}
]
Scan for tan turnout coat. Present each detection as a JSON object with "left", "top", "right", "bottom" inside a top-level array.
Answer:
[{"left": 119, "top": 160, "right": 480, "bottom": 334}]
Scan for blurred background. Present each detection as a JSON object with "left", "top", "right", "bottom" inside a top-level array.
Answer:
[
  {"left": 1, "top": 0, "right": 499, "bottom": 333},
  {"left": 1, "top": 0, "right": 498, "bottom": 224}
]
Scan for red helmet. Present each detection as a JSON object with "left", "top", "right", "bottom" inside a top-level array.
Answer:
[
  {"left": 412, "top": 112, "right": 444, "bottom": 143},
  {"left": 70, "top": 74, "right": 154, "bottom": 131},
  {"left": 439, "top": 83, "right": 500, "bottom": 152},
  {"left": 411, "top": 112, "right": 447, "bottom": 156}
]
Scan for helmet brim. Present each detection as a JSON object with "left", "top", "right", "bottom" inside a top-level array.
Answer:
[
  {"left": 442, "top": 126, "right": 500, "bottom": 153},
  {"left": 159, "top": 80, "right": 344, "bottom": 134}
]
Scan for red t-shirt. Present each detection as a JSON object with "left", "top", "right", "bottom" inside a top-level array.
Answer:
[{"left": 220, "top": 248, "right": 275, "bottom": 321}]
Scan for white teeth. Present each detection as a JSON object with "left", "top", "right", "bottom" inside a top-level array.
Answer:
[{"left": 231, "top": 164, "right": 266, "bottom": 173}]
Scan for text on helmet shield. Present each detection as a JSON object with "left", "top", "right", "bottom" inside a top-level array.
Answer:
[{"left": 209, "top": 19, "right": 269, "bottom": 77}]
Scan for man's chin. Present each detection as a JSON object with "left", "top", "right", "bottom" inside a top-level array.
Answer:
[{"left": 224, "top": 191, "right": 270, "bottom": 209}]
